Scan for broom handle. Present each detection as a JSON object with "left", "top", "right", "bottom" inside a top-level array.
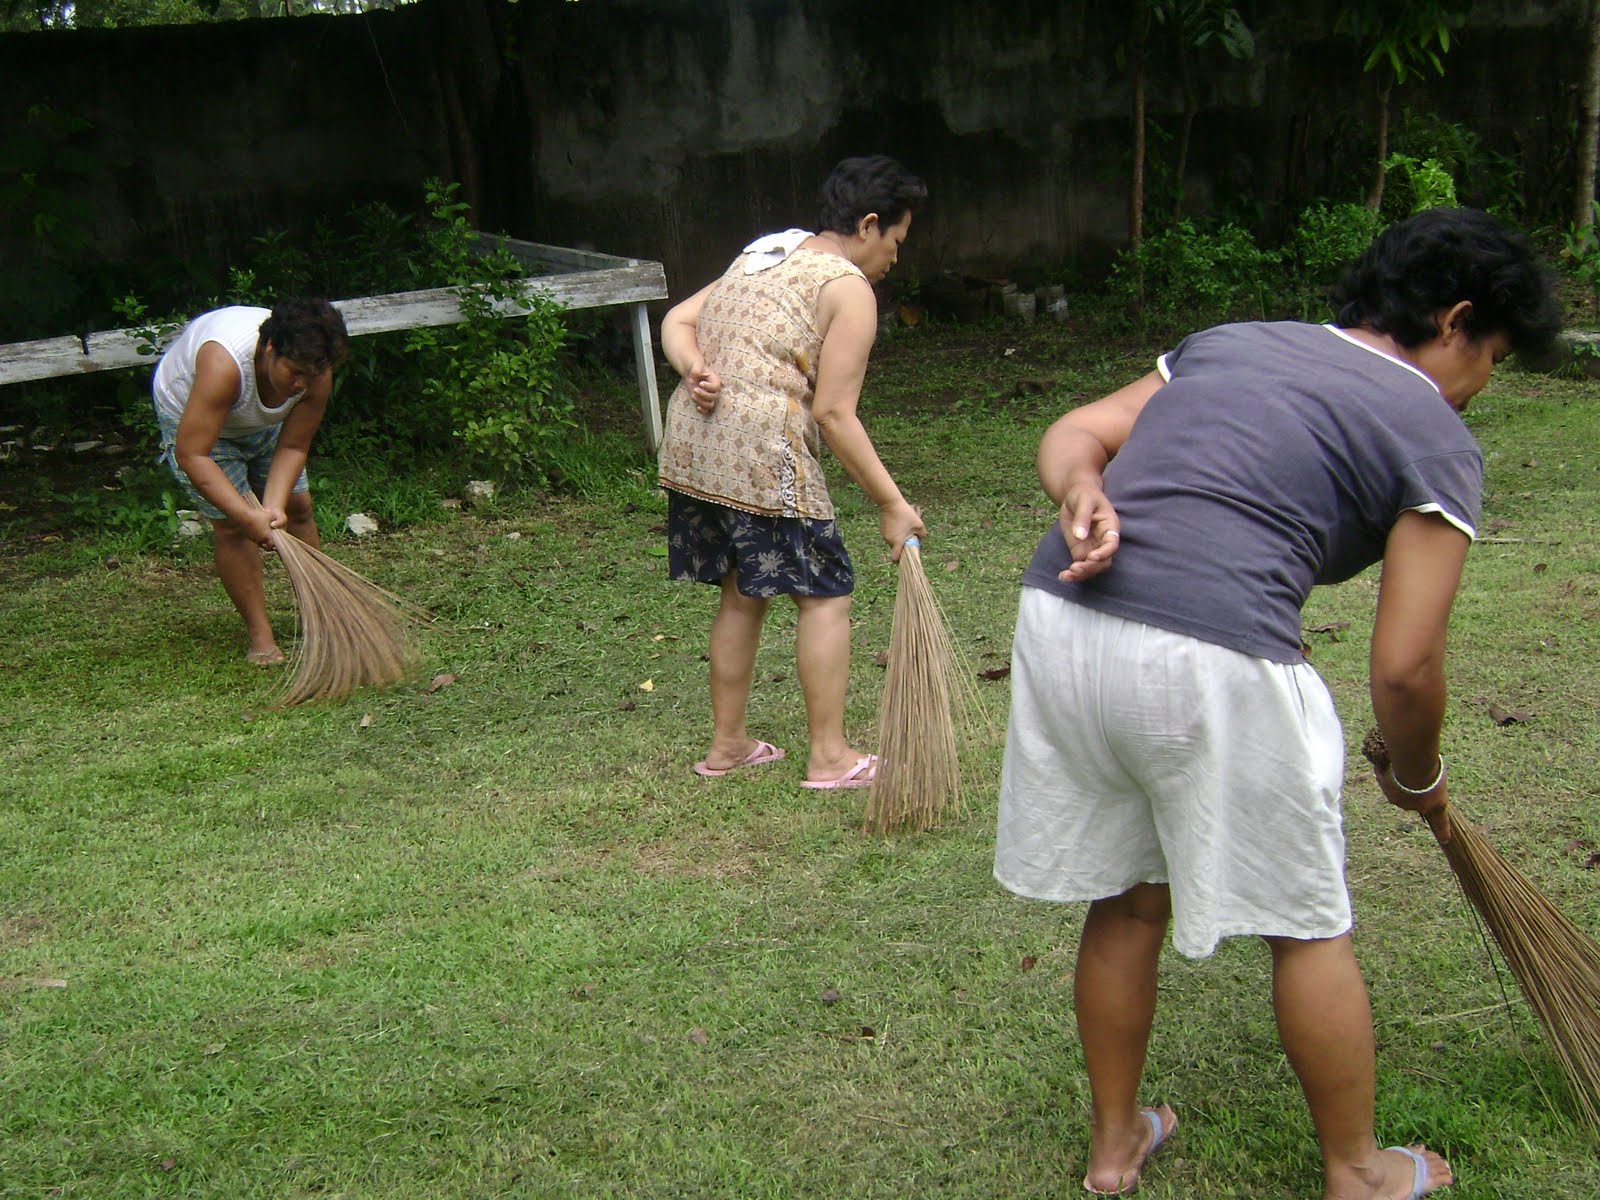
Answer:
[{"left": 1360, "top": 729, "right": 1454, "bottom": 845}]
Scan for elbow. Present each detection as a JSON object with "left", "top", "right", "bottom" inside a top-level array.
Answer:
[{"left": 1370, "top": 653, "right": 1444, "bottom": 709}]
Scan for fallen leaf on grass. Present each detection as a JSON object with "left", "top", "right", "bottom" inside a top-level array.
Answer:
[
  {"left": 1534, "top": 562, "right": 1548, "bottom": 573},
  {"left": 638, "top": 679, "right": 655, "bottom": 692},
  {"left": 423, "top": 673, "right": 458, "bottom": 694},
  {"left": 618, "top": 699, "right": 637, "bottom": 712},
  {"left": 944, "top": 559, "right": 961, "bottom": 573},
  {"left": 358, "top": 714, "right": 373, "bottom": 729},
  {"left": 1020, "top": 955, "right": 1038, "bottom": 972},
  {"left": 820, "top": 988, "right": 842, "bottom": 1005},
  {"left": 978, "top": 666, "right": 1011, "bottom": 681},
  {"left": 1488, "top": 704, "right": 1533, "bottom": 726},
  {"left": 573, "top": 983, "right": 597, "bottom": 1000},
  {"left": 688, "top": 1027, "right": 709, "bottom": 1045},
  {"left": 1585, "top": 853, "right": 1600, "bottom": 871},
  {"left": 203, "top": 1042, "right": 225, "bottom": 1056}
]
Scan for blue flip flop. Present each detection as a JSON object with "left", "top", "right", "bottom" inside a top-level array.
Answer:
[
  {"left": 1386, "top": 1146, "right": 1436, "bottom": 1200},
  {"left": 1083, "top": 1106, "right": 1176, "bottom": 1196}
]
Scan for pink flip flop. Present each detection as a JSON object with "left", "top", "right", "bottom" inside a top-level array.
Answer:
[
  {"left": 693, "top": 740, "right": 787, "bottom": 777},
  {"left": 801, "top": 754, "right": 878, "bottom": 789}
]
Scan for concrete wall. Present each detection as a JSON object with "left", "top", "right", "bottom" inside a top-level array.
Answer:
[{"left": 0, "top": 0, "right": 1586, "bottom": 329}]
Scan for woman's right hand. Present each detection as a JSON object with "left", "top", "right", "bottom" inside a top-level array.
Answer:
[
  {"left": 1056, "top": 478, "right": 1122, "bottom": 583},
  {"left": 880, "top": 499, "right": 926, "bottom": 562}
]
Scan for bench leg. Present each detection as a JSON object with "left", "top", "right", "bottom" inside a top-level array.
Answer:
[{"left": 630, "top": 302, "right": 663, "bottom": 452}]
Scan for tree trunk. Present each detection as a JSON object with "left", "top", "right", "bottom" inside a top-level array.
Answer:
[
  {"left": 1130, "top": 3, "right": 1148, "bottom": 250},
  {"left": 1174, "top": 49, "right": 1195, "bottom": 219},
  {"left": 1364, "top": 75, "right": 1392, "bottom": 212},
  {"left": 1577, "top": 0, "right": 1600, "bottom": 227}
]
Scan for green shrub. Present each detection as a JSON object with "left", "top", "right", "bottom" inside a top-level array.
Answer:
[
  {"left": 1108, "top": 219, "right": 1281, "bottom": 326},
  {"left": 398, "top": 180, "right": 576, "bottom": 484},
  {"left": 1393, "top": 109, "right": 1523, "bottom": 219},
  {"left": 1379, "top": 154, "right": 1458, "bottom": 223},
  {"left": 1560, "top": 200, "right": 1600, "bottom": 319}
]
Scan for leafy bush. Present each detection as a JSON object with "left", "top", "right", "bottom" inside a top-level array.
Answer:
[
  {"left": 398, "top": 181, "right": 575, "bottom": 484},
  {"left": 1287, "top": 202, "right": 1383, "bottom": 287},
  {"left": 1393, "top": 109, "right": 1523, "bottom": 219},
  {"left": 1379, "top": 154, "right": 1458, "bottom": 223},
  {"left": 1108, "top": 219, "right": 1280, "bottom": 326},
  {"left": 1284, "top": 202, "right": 1384, "bottom": 319},
  {"left": 1560, "top": 201, "right": 1600, "bottom": 319}
]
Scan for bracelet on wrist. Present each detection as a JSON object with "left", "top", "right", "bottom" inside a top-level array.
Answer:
[{"left": 1390, "top": 755, "right": 1446, "bottom": 796}]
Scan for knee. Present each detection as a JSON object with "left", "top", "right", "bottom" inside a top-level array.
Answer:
[
  {"left": 1102, "top": 882, "right": 1172, "bottom": 926},
  {"left": 283, "top": 491, "right": 314, "bottom": 523}
]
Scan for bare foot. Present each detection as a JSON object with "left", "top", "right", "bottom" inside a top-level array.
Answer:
[
  {"left": 246, "top": 646, "right": 286, "bottom": 666},
  {"left": 1083, "top": 1105, "right": 1177, "bottom": 1196}
]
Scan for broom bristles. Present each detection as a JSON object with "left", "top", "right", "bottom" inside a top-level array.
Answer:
[
  {"left": 866, "top": 539, "right": 989, "bottom": 835},
  {"left": 245, "top": 497, "right": 423, "bottom": 706},
  {"left": 1362, "top": 729, "right": 1600, "bottom": 1139}
]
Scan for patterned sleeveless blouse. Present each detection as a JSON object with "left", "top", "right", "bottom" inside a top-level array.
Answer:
[{"left": 657, "top": 247, "right": 865, "bottom": 519}]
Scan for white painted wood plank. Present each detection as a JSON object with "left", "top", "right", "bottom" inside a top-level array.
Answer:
[{"left": 0, "top": 263, "right": 668, "bottom": 386}]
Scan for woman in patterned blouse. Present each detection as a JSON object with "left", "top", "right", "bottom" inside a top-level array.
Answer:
[{"left": 657, "top": 156, "right": 927, "bottom": 788}]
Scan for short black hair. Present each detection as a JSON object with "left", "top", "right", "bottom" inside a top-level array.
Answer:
[
  {"left": 816, "top": 155, "right": 928, "bottom": 236},
  {"left": 1331, "top": 207, "right": 1560, "bottom": 356},
  {"left": 258, "top": 298, "right": 349, "bottom": 371}
]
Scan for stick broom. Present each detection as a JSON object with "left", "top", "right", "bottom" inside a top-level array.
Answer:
[
  {"left": 248, "top": 496, "right": 422, "bottom": 706},
  {"left": 866, "top": 536, "right": 976, "bottom": 835},
  {"left": 1361, "top": 728, "right": 1600, "bottom": 1139}
]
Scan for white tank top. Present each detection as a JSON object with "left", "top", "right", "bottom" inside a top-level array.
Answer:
[{"left": 151, "top": 306, "right": 305, "bottom": 437}]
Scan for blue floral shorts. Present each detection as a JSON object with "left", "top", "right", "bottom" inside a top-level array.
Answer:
[
  {"left": 665, "top": 490, "right": 854, "bottom": 598},
  {"left": 155, "top": 408, "right": 308, "bottom": 521}
]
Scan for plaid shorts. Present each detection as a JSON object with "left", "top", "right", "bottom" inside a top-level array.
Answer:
[
  {"left": 155, "top": 408, "right": 308, "bottom": 521},
  {"left": 665, "top": 490, "right": 854, "bottom": 598}
]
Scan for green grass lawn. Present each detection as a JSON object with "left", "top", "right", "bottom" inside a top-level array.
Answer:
[{"left": 3, "top": 316, "right": 1599, "bottom": 1198}]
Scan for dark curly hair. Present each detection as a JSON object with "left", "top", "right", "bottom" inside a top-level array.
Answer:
[
  {"left": 257, "top": 298, "right": 349, "bottom": 371},
  {"left": 1331, "top": 207, "right": 1560, "bottom": 356},
  {"left": 817, "top": 155, "right": 928, "bottom": 236}
]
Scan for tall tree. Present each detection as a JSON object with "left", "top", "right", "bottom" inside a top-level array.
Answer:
[
  {"left": 1335, "top": 0, "right": 1472, "bottom": 212},
  {"left": 1154, "top": 0, "right": 1254, "bottom": 218},
  {"left": 1577, "top": 0, "right": 1600, "bottom": 228}
]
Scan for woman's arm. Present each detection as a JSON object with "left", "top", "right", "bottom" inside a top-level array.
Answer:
[
  {"left": 1037, "top": 370, "right": 1163, "bottom": 582},
  {"left": 660, "top": 282, "right": 721, "bottom": 412},
  {"left": 173, "top": 343, "right": 277, "bottom": 543},
  {"left": 260, "top": 371, "right": 332, "bottom": 515},
  {"left": 810, "top": 274, "right": 923, "bottom": 557},
  {"left": 1369, "top": 509, "right": 1471, "bottom": 814}
]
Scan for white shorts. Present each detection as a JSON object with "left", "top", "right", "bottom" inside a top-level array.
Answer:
[{"left": 994, "top": 588, "right": 1351, "bottom": 959}]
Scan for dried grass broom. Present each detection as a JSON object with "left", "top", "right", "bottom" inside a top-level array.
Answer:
[
  {"left": 866, "top": 536, "right": 988, "bottom": 835},
  {"left": 248, "top": 497, "right": 423, "bottom": 706},
  {"left": 1361, "top": 728, "right": 1600, "bottom": 1140}
]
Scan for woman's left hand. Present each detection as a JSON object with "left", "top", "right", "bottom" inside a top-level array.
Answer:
[
  {"left": 687, "top": 360, "right": 721, "bottom": 413},
  {"left": 881, "top": 500, "right": 926, "bottom": 561}
]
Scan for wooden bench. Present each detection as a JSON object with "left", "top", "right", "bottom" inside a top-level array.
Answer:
[{"left": 0, "top": 236, "right": 671, "bottom": 449}]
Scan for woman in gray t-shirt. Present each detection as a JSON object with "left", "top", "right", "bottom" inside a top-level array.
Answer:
[{"left": 995, "top": 209, "right": 1559, "bottom": 1199}]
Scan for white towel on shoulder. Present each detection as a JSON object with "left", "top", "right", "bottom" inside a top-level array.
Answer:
[{"left": 741, "top": 228, "right": 814, "bottom": 274}]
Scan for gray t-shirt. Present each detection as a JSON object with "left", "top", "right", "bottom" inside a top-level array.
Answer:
[{"left": 1022, "top": 321, "right": 1483, "bottom": 664}]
